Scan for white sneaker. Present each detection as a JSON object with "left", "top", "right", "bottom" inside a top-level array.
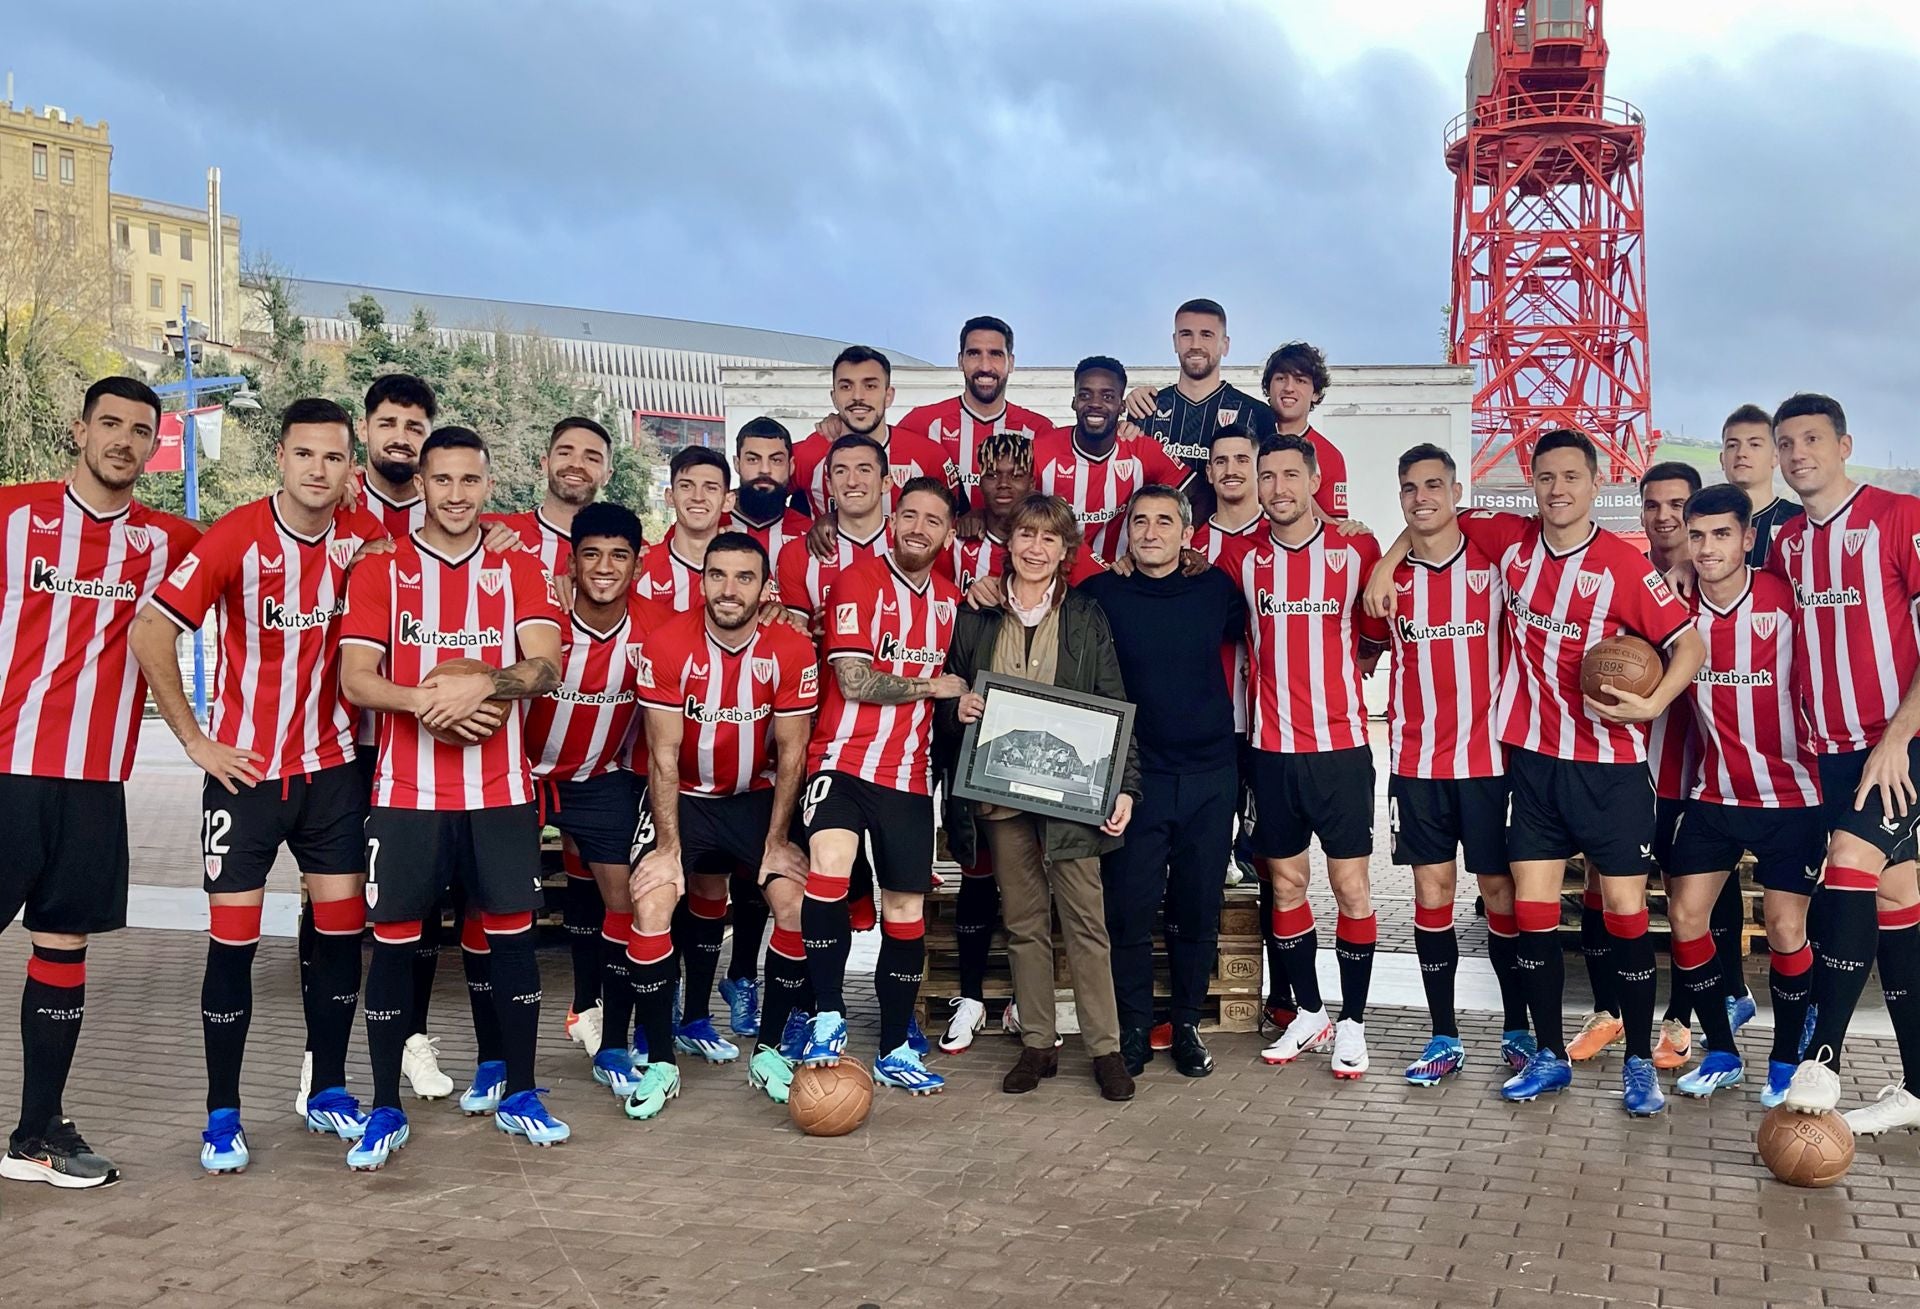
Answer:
[
  {"left": 1000, "top": 1001, "right": 1061, "bottom": 1049},
  {"left": 294, "top": 1050, "right": 312, "bottom": 1117},
  {"left": 1782, "top": 1050, "right": 1842, "bottom": 1115},
  {"left": 1331, "top": 1018, "right": 1369, "bottom": 1080},
  {"left": 1260, "top": 1007, "right": 1334, "bottom": 1065},
  {"left": 565, "top": 1003, "right": 604, "bottom": 1059},
  {"left": 940, "top": 998, "right": 987, "bottom": 1054},
  {"left": 401, "top": 1033, "right": 455, "bottom": 1100},
  {"left": 1845, "top": 1083, "right": 1920, "bottom": 1136}
]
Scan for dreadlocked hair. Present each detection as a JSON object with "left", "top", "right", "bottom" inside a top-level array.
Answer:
[{"left": 976, "top": 430, "right": 1033, "bottom": 475}]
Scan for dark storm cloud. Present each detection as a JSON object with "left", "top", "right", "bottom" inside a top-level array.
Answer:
[{"left": 11, "top": 4, "right": 1915, "bottom": 461}]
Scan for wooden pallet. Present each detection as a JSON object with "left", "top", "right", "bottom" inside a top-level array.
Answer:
[
  {"left": 915, "top": 986, "right": 1257, "bottom": 1035},
  {"left": 1558, "top": 856, "right": 1772, "bottom": 956}
]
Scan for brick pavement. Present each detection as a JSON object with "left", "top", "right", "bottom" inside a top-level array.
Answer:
[{"left": 1, "top": 927, "right": 1917, "bottom": 1308}]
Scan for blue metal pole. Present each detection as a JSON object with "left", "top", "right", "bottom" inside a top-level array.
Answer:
[{"left": 180, "top": 302, "right": 206, "bottom": 721}]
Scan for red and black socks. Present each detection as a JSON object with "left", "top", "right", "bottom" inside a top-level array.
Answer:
[
  {"left": 1514, "top": 899, "right": 1566, "bottom": 1057},
  {"left": 202, "top": 905, "right": 261, "bottom": 1113},
  {"left": 1335, "top": 912, "right": 1378, "bottom": 1024},
  {"left": 1271, "top": 903, "right": 1323, "bottom": 1013},
  {"left": 599, "top": 911, "right": 635, "bottom": 1052},
  {"left": 1605, "top": 908, "right": 1656, "bottom": 1060},
  {"left": 366, "top": 923, "right": 422, "bottom": 1111},
  {"left": 1413, "top": 904, "right": 1458, "bottom": 1038},
  {"left": 1807, "top": 868, "right": 1882, "bottom": 1068},
  {"left": 1674, "top": 931, "right": 1731, "bottom": 1054},
  {"left": 876, "top": 917, "right": 925, "bottom": 1055},
  {"left": 758, "top": 925, "right": 810, "bottom": 1053},
  {"left": 1767, "top": 939, "right": 1815, "bottom": 1065},
  {"left": 679, "top": 893, "right": 729, "bottom": 1026},
  {"left": 482, "top": 912, "right": 541, "bottom": 1096},
  {"left": 801, "top": 869, "right": 853, "bottom": 1016},
  {"left": 627, "top": 926, "right": 678, "bottom": 1067},
  {"left": 18, "top": 945, "right": 86, "bottom": 1142},
  {"left": 307, "top": 898, "right": 364, "bottom": 1094}
]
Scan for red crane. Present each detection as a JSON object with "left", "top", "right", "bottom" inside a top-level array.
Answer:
[{"left": 1446, "top": 0, "right": 1650, "bottom": 484}]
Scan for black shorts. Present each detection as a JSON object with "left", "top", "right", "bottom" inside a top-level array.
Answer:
[
  {"left": 801, "top": 770, "right": 933, "bottom": 895},
  {"left": 363, "top": 804, "right": 545, "bottom": 924},
  {"left": 1247, "top": 746, "right": 1375, "bottom": 862},
  {"left": 354, "top": 750, "right": 377, "bottom": 800},
  {"left": 683, "top": 789, "right": 778, "bottom": 879},
  {"left": 540, "top": 771, "right": 640, "bottom": 867},
  {"left": 1506, "top": 747, "right": 1656, "bottom": 876},
  {"left": 0, "top": 775, "right": 128, "bottom": 936},
  {"left": 1653, "top": 794, "right": 1686, "bottom": 871},
  {"left": 1666, "top": 799, "right": 1826, "bottom": 896},
  {"left": 1819, "top": 745, "right": 1920, "bottom": 861},
  {"left": 202, "top": 762, "right": 368, "bottom": 894},
  {"left": 1388, "top": 774, "right": 1508, "bottom": 875}
]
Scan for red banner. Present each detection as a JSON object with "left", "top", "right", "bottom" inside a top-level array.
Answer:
[{"left": 149, "top": 407, "right": 222, "bottom": 475}]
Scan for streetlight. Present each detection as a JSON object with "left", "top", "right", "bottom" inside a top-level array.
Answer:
[{"left": 155, "top": 307, "right": 253, "bottom": 720}]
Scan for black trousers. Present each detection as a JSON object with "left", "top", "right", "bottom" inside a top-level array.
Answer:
[{"left": 1102, "top": 764, "right": 1236, "bottom": 1028}]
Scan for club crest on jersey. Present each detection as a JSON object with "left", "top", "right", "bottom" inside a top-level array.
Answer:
[
  {"left": 752, "top": 657, "right": 775, "bottom": 684},
  {"left": 329, "top": 540, "right": 356, "bottom": 569},
  {"left": 1467, "top": 569, "right": 1492, "bottom": 594},
  {"left": 122, "top": 525, "right": 150, "bottom": 552},
  {"left": 835, "top": 602, "right": 860, "bottom": 635},
  {"left": 205, "top": 855, "right": 222, "bottom": 881},
  {"left": 1844, "top": 529, "right": 1868, "bottom": 556},
  {"left": 1216, "top": 408, "right": 1239, "bottom": 425},
  {"left": 1575, "top": 571, "right": 1602, "bottom": 599},
  {"left": 632, "top": 653, "right": 654, "bottom": 688},
  {"left": 478, "top": 568, "right": 506, "bottom": 596},
  {"left": 890, "top": 466, "right": 912, "bottom": 487},
  {"left": 1326, "top": 552, "right": 1347, "bottom": 572},
  {"left": 624, "top": 644, "right": 646, "bottom": 669},
  {"left": 1751, "top": 612, "right": 1778, "bottom": 640},
  {"left": 165, "top": 555, "right": 201, "bottom": 589},
  {"left": 933, "top": 598, "right": 956, "bottom": 623}
]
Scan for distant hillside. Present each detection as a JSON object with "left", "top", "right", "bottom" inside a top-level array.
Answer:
[{"left": 1650, "top": 437, "right": 1919, "bottom": 494}]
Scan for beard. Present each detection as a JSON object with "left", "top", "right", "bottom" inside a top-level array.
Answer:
[
  {"left": 549, "top": 473, "right": 596, "bottom": 506},
  {"left": 1180, "top": 354, "right": 1215, "bottom": 381},
  {"left": 735, "top": 478, "right": 787, "bottom": 523},
  {"left": 84, "top": 451, "right": 140, "bottom": 493},
  {"left": 966, "top": 373, "right": 1005, "bottom": 406},
  {"left": 371, "top": 457, "right": 416, "bottom": 487},
  {"left": 706, "top": 600, "right": 756, "bottom": 632}
]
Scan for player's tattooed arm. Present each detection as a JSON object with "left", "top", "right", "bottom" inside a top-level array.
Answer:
[
  {"left": 484, "top": 623, "right": 561, "bottom": 700},
  {"left": 834, "top": 657, "right": 967, "bottom": 704}
]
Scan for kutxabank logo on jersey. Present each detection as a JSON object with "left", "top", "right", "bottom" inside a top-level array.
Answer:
[{"left": 399, "top": 612, "right": 501, "bottom": 647}]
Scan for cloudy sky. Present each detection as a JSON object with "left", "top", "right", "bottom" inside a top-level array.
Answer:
[{"left": 15, "top": 1, "right": 1920, "bottom": 462}]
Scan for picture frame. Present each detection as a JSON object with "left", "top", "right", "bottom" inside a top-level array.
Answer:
[{"left": 951, "top": 670, "right": 1136, "bottom": 827}]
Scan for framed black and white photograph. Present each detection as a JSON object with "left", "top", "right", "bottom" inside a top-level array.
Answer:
[{"left": 952, "top": 671, "right": 1135, "bottom": 826}]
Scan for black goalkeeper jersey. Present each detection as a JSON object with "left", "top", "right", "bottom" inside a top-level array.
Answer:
[
  {"left": 1135, "top": 380, "right": 1276, "bottom": 521},
  {"left": 1748, "top": 495, "right": 1805, "bottom": 570}
]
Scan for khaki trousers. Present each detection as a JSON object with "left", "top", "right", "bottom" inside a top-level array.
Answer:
[{"left": 982, "top": 813, "right": 1120, "bottom": 1057}]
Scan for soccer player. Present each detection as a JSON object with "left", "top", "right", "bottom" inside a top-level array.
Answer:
[
  {"left": 1379, "top": 444, "right": 1530, "bottom": 1085},
  {"left": 1368, "top": 428, "right": 1705, "bottom": 1114},
  {"left": 1662, "top": 484, "right": 1825, "bottom": 1104},
  {"left": 1122, "top": 299, "right": 1277, "bottom": 520},
  {"left": 635, "top": 446, "right": 733, "bottom": 613},
  {"left": 484, "top": 415, "right": 617, "bottom": 1058},
  {"left": 130, "top": 398, "right": 385, "bottom": 1173},
  {"left": 1033, "top": 357, "right": 1191, "bottom": 565},
  {"left": 354, "top": 374, "right": 436, "bottom": 534},
  {"left": 338, "top": 426, "right": 566, "bottom": 1170},
  {"left": 1241, "top": 434, "right": 1389, "bottom": 1078},
  {"left": 776, "top": 434, "right": 892, "bottom": 638},
  {"left": 730, "top": 417, "right": 814, "bottom": 565},
  {"left": 788, "top": 347, "right": 953, "bottom": 516},
  {"left": 1719, "top": 403, "right": 1803, "bottom": 567},
  {"left": 797, "top": 478, "right": 964, "bottom": 1094},
  {"left": 894, "top": 316, "right": 1053, "bottom": 503},
  {"left": 1262, "top": 341, "right": 1348, "bottom": 520},
  {"left": 1765, "top": 394, "right": 1920, "bottom": 1130},
  {"left": 1082, "top": 486, "right": 1248, "bottom": 1077},
  {"left": 0, "top": 377, "right": 198, "bottom": 1189},
  {"left": 625, "top": 533, "right": 820, "bottom": 1116},
  {"left": 521, "top": 503, "right": 658, "bottom": 1101}
]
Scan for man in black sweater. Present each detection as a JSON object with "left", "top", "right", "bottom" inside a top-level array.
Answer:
[{"left": 1081, "top": 485, "right": 1247, "bottom": 1077}]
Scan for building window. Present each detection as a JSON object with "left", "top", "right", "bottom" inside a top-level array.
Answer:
[
  {"left": 31, "top": 144, "right": 46, "bottom": 180},
  {"left": 33, "top": 209, "right": 47, "bottom": 240},
  {"left": 58, "top": 150, "right": 74, "bottom": 184},
  {"left": 148, "top": 222, "right": 161, "bottom": 255},
  {"left": 149, "top": 277, "right": 165, "bottom": 309},
  {"left": 114, "top": 273, "right": 132, "bottom": 305},
  {"left": 60, "top": 213, "right": 75, "bottom": 248},
  {"left": 179, "top": 229, "right": 192, "bottom": 260},
  {"left": 115, "top": 218, "right": 129, "bottom": 248},
  {"left": 180, "top": 282, "right": 195, "bottom": 314},
  {"left": 150, "top": 333, "right": 167, "bottom": 353}
]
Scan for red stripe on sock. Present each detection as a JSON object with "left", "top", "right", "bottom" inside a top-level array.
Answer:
[
  {"left": 1773, "top": 943, "right": 1814, "bottom": 977},
  {"left": 1486, "top": 910, "right": 1519, "bottom": 938},
  {"left": 1673, "top": 933, "right": 1715, "bottom": 970},
  {"left": 481, "top": 910, "right": 534, "bottom": 935},
  {"left": 1515, "top": 899, "right": 1560, "bottom": 933},
  {"left": 1413, "top": 904, "right": 1453, "bottom": 931},
  {"left": 459, "top": 916, "right": 489, "bottom": 953},
  {"left": 311, "top": 897, "right": 365, "bottom": 936},
  {"left": 1603, "top": 909, "right": 1649, "bottom": 939},
  {"left": 374, "top": 920, "right": 424, "bottom": 945},
  {"left": 770, "top": 926, "right": 806, "bottom": 959},
  {"left": 1880, "top": 904, "right": 1920, "bottom": 931},
  {"left": 1272, "top": 903, "right": 1315, "bottom": 940},
  {"left": 627, "top": 929, "right": 673, "bottom": 966},
  {"left": 209, "top": 903, "right": 263, "bottom": 945},
  {"left": 689, "top": 894, "right": 729, "bottom": 921},
  {"left": 1582, "top": 889, "right": 1604, "bottom": 911},
  {"left": 1826, "top": 865, "right": 1880, "bottom": 892},
  {"left": 601, "top": 910, "right": 633, "bottom": 943},
  {"left": 25, "top": 955, "right": 83, "bottom": 989},
  {"left": 805, "top": 870, "right": 851, "bottom": 901},
  {"left": 881, "top": 916, "right": 925, "bottom": 941},
  {"left": 562, "top": 845, "right": 590, "bottom": 879},
  {"left": 1336, "top": 912, "right": 1378, "bottom": 945}
]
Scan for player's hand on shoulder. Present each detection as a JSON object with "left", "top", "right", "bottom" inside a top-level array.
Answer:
[
  {"left": 954, "top": 512, "right": 987, "bottom": 541},
  {"left": 187, "top": 735, "right": 264, "bottom": 794},
  {"left": 1178, "top": 547, "right": 1209, "bottom": 577},
  {"left": 1665, "top": 558, "right": 1696, "bottom": 599},
  {"left": 965, "top": 574, "right": 1003, "bottom": 609},
  {"left": 1333, "top": 516, "right": 1370, "bottom": 537},
  {"left": 1363, "top": 557, "right": 1397, "bottom": 619},
  {"left": 1123, "top": 385, "right": 1158, "bottom": 421},
  {"left": 814, "top": 413, "right": 846, "bottom": 442},
  {"left": 1101, "top": 792, "right": 1134, "bottom": 837},
  {"left": 481, "top": 520, "right": 523, "bottom": 555},
  {"left": 806, "top": 513, "right": 839, "bottom": 560},
  {"left": 957, "top": 691, "right": 987, "bottom": 723},
  {"left": 348, "top": 537, "right": 396, "bottom": 568}
]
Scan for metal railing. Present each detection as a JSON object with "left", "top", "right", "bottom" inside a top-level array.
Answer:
[{"left": 1445, "top": 92, "right": 1642, "bottom": 150}]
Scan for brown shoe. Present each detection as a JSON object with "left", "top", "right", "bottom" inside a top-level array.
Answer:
[
  {"left": 1003, "top": 1046, "right": 1058, "bottom": 1094},
  {"left": 1092, "top": 1052, "right": 1135, "bottom": 1102}
]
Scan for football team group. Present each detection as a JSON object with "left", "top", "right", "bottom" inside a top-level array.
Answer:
[{"left": 2, "top": 299, "right": 1917, "bottom": 1190}]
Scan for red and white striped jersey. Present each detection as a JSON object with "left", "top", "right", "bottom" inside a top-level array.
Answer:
[
  {"left": 1647, "top": 703, "right": 1699, "bottom": 801},
  {"left": 341, "top": 533, "right": 563, "bottom": 810},
  {"left": 524, "top": 601, "right": 658, "bottom": 782},
  {"left": 810, "top": 552, "right": 960, "bottom": 795},
  {"left": 151, "top": 495, "right": 384, "bottom": 781},
  {"left": 775, "top": 523, "right": 890, "bottom": 632},
  {"left": 1239, "top": 525, "right": 1388, "bottom": 754},
  {"left": 638, "top": 608, "right": 820, "bottom": 796},
  {"left": 788, "top": 426, "right": 956, "bottom": 517},
  {"left": 483, "top": 508, "right": 573, "bottom": 581},
  {"left": 1032, "top": 427, "right": 1192, "bottom": 564},
  {"left": 1459, "top": 511, "right": 1692, "bottom": 765},
  {"left": 1765, "top": 484, "right": 1920, "bottom": 755},
  {"left": 937, "top": 531, "right": 1106, "bottom": 593},
  {"left": 1190, "top": 516, "right": 1264, "bottom": 734},
  {"left": 1300, "top": 426, "right": 1348, "bottom": 520},
  {"left": 0, "top": 483, "right": 199, "bottom": 781},
  {"left": 895, "top": 396, "right": 1053, "bottom": 491},
  {"left": 1685, "top": 569, "right": 1820, "bottom": 808},
  {"left": 727, "top": 507, "right": 813, "bottom": 575},
  {"left": 355, "top": 473, "right": 426, "bottom": 538},
  {"left": 632, "top": 538, "right": 703, "bottom": 613},
  {"left": 1387, "top": 538, "right": 1504, "bottom": 779}
]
